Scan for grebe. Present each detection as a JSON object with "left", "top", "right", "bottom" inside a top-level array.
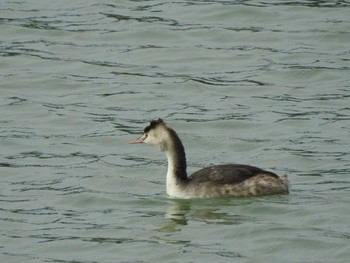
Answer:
[{"left": 128, "top": 119, "right": 289, "bottom": 199}]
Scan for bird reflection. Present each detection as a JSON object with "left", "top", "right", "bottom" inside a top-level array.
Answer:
[{"left": 158, "top": 198, "right": 249, "bottom": 233}]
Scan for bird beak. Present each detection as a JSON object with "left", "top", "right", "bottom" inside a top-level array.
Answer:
[{"left": 127, "top": 135, "right": 146, "bottom": 144}]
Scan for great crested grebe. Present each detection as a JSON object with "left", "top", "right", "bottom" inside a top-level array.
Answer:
[{"left": 128, "top": 119, "right": 289, "bottom": 199}]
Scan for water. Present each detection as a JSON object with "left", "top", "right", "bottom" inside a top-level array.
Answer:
[{"left": 1, "top": 0, "right": 350, "bottom": 262}]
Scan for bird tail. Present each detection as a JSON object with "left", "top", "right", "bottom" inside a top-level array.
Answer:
[{"left": 282, "top": 174, "right": 290, "bottom": 194}]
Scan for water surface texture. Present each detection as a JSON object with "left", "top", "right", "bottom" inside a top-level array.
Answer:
[{"left": 1, "top": 1, "right": 350, "bottom": 262}]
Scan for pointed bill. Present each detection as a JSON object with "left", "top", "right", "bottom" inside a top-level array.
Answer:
[{"left": 127, "top": 135, "right": 146, "bottom": 144}]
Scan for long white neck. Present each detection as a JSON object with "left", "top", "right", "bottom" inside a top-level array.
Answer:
[
  {"left": 165, "top": 151, "right": 188, "bottom": 198},
  {"left": 163, "top": 131, "right": 188, "bottom": 198},
  {"left": 166, "top": 152, "right": 178, "bottom": 196}
]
